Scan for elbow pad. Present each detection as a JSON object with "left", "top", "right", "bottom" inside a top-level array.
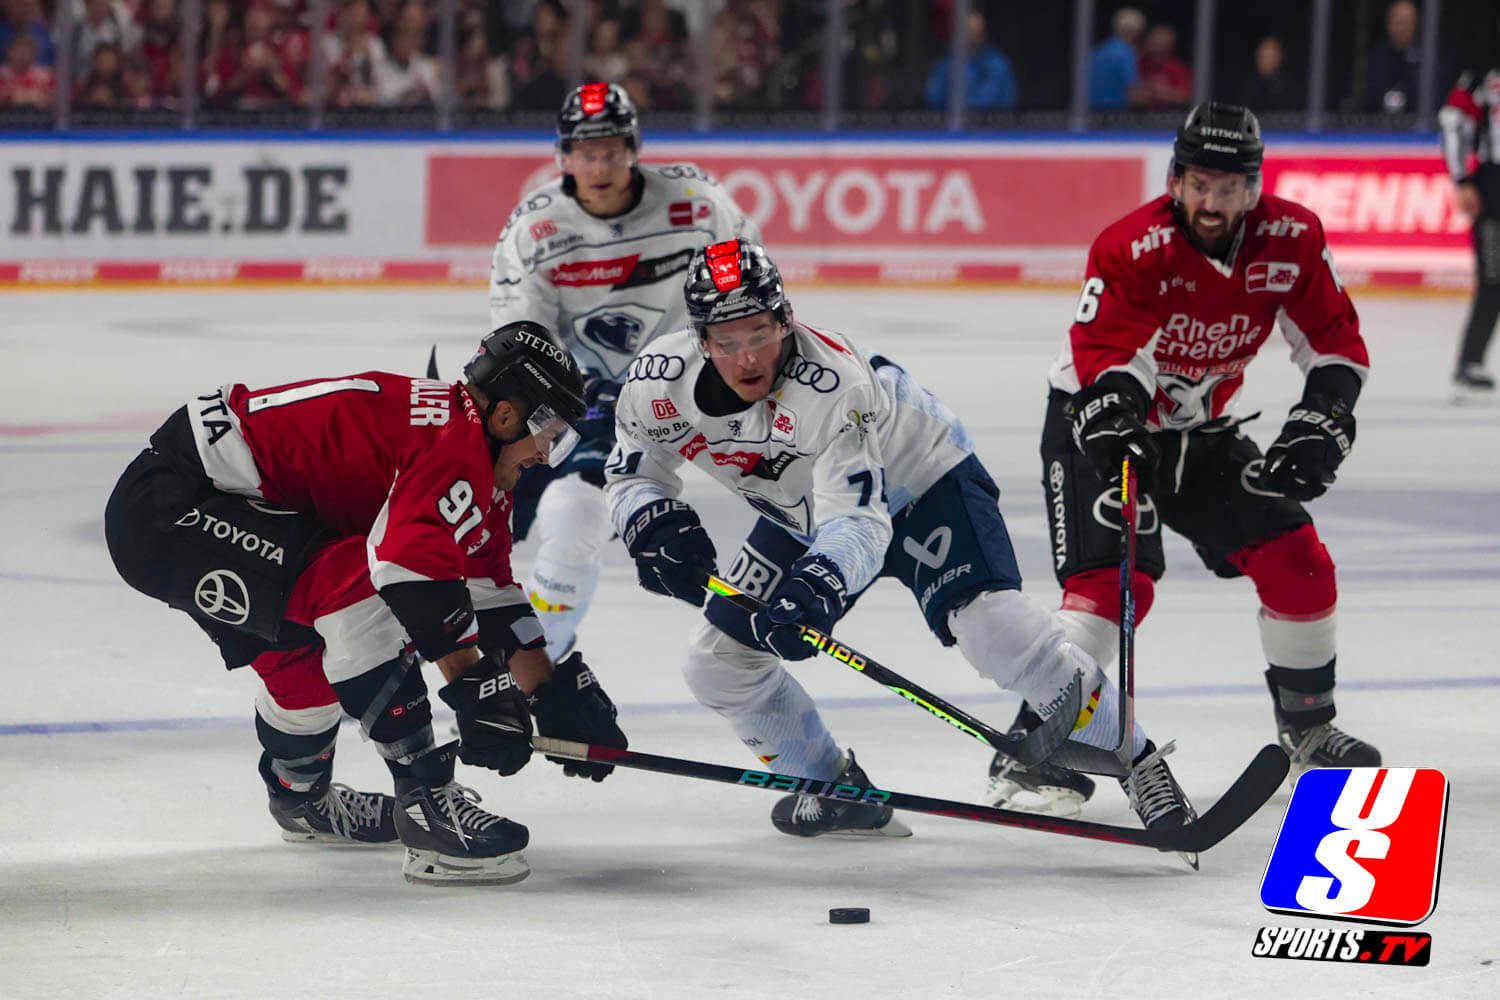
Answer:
[{"left": 379, "top": 579, "right": 478, "bottom": 662}]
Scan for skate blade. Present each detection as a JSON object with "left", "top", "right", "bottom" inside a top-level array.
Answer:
[
  {"left": 1451, "top": 388, "right": 1495, "bottom": 405},
  {"left": 280, "top": 829, "right": 400, "bottom": 847},
  {"left": 1175, "top": 850, "right": 1201, "bottom": 871},
  {"left": 402, "top": 848, "right": 532, "bottom": 886},
  {"left": 981, "top": 781, "right": 1088, "bottom": 819},
  {"left": 829, "top": 816, "right": 914, "bottom": 838}
]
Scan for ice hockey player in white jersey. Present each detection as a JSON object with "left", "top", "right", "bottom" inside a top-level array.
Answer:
[
  {"left": 604, "top": 238, "right": 1195, "bottom": 841},
  {"left": 488, "top": 82, "right": 760, "bottom": 660}
]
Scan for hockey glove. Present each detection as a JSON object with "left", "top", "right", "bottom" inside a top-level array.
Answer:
[
  {"left": 1254, "top": 392, "right": 1355, "bottom": 501},
  {"left": 438, "top": 667, "right": 533, "bottom": 776},
  {"left": 528, "top": 651, "right": 628, "bottom": 781},
  {"left": 622, "top": 498, "right": 718, "bottom": 607},
  {"left": 557, "top": 372, "right": 623, "bottom": 486},
  {"left": 749, "top": 554, "right": 849, "bottom": 662},
  {"left": 1065, "top": 376, "right": 1159, "bottom": 483}
]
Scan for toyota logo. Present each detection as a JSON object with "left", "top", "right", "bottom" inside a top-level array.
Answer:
[
  {"left": 174, "top": 507, "right": 202, "bottom": 527},
  {"left": 1091, "top": 487, "right": 1160, "bottom": 535},
  {"left": 780, "top": 356, "right": 840, "bottom": 393},
  {"left": 194, "top": 569, "right": 250, "bottom": 625},
  {"left": 628, "top": 354, "right": 686, "bottom": 381}
]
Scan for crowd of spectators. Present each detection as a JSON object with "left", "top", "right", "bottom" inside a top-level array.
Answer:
[{"left": 0, "top": 0, "right": 1465, "bottom": 119}]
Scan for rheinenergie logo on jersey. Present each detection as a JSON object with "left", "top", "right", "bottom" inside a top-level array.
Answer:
[{"left": 1260, "top": 768, "right": 1449, "bottom": 927}]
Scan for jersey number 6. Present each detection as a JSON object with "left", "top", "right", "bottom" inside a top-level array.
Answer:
[{"left": 1074, "top": 277, "right": 1106, "bottom": 324}]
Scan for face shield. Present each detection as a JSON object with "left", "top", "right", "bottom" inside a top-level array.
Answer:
[{"left": 526, "top": 402, "right": 581, "bottom": 467}]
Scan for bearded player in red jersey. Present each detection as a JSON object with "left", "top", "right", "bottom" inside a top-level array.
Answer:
[
  {"left": 983, "top": 103, "right": 1382, "bottom": 818},
  {"left": 104, "top": 322, "right": 628, "bottom": 886}
]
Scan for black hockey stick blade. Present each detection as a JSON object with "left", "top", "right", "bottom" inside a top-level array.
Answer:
[
  {"left": 703, "top": 574, "right": 1071, "bottom": 766},
  {"left": 533, "top": 737, "right": 1290, "bottom": 857},
  {"left": 426, "top": 345, "right": 440, "bottom": 380},
  {"left": 1147, "top": 744, "right": 1290, "bottom": 853}
]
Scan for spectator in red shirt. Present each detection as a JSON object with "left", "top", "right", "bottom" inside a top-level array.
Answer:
[
  {"left": 232, "top": 2, "right": 300, "bottom": 107},
  {"left": 1138, "top": 23, "right": 1192, "bottom": 108},
  {"left": 0, "top": 31, "right": 54, "bottom": 107},
  {"left": 199, "top": 0, "right": 242, "bottom": 108},
  {"left": 139, "top": 0, "right": 180, "bottom": 104}
]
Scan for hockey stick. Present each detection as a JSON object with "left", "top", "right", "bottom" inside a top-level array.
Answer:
[
  {"left": 1116, "top": 456, "right": 1139, "bottom": 773},
  {"left": 704, "top": 574, "right": 1078, "bottom": 767},
  {"left": 533, "top": 736, "right": 1290, "bottom": 856}
]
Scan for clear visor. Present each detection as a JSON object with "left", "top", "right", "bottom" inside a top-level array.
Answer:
[
  {"left": 702, "top": 319, "right": 789, "bottom": 359},
  {"left": 527, "top": 403, "right": 581, "bottom": 467}
]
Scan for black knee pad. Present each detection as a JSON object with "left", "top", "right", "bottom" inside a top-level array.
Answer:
[
  {"left": 332, "top": 653, "right": 433, "bottom": 759},
  {"left": 255, "top": 716, "right": 339, "bottom": 794}
]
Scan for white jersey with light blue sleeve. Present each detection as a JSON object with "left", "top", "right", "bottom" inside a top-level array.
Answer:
[{"left": 604, "top": 324, "right": 973, "bottom": 595}]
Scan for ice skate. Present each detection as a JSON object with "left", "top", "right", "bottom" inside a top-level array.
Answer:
[
  {"left": 771, "top": 750, "right": 912, "bottom": 838},
  {"left": 1275, "top": 717, "right": 1382, "bottom": 780},
  {"left": 1120, "top": 740, "right": 1198, "bottom": 869},
  {"left": 394, "top": 744, "right": 531, "bottom": 886},
  {"left": 261, "top": 755, "right": 398, "bottom": 847},
  {"left": 1453, "top": 364, "right": 1495, "bottom": 403},
  {"left": 981, "top": 706, "right": 1096, "bottom": 818}
]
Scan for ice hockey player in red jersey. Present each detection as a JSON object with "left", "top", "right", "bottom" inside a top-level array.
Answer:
[
  {"left": 104, "top": 321, "right": 628, "bottom": 886},
  {"left": 983, "top": 102, "right": 1382, "bottom": 817}
]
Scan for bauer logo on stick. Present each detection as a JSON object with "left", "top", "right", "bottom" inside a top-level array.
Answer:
[{"left": 1260, "top": 768, "right": 1449, "bottom": 927}]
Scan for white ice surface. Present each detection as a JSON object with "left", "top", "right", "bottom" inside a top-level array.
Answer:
[{"left": 1, "top": 287, "right": 1496, "bottom": 999}]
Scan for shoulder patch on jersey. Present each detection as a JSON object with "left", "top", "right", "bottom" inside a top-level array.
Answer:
[
  {"left": 1246, "top": 260, "right": 1300, "bottom": 293},
  {"left": 780, "top": 353, "right": 841, "bottom": 393},
  {"left": 656, "top": 163, "right": 713, "bottom": 183}
]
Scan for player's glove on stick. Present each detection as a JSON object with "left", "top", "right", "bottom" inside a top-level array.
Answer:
[
  {"left": 1065, "top": 376, "right": 1159, "bottom": 482},
  {"left": 528, "top": 652, "right": 628, "bottom": 781},
  {"left": 749, "top": 554, "right": 849, "bottom": 662},
  {"left": 623, "top": 499, "right": 718, "bottom": 607},
  {"left": 1255, "top": 392, "right": 1355, "bottom": 501},
  {"left": 438, "top": 667, "right": 533, "bottom": 776}
]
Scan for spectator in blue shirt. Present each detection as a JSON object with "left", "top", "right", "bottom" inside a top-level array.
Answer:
[
  {"left": 1089, "top": 6, "right": 1144, "bottom": 109},
  {"left": 926, "top": 10, "right": 1018, "bottom": 111},
  {"left": 0, "top": 0, "right": 56, "bottom": 68}
]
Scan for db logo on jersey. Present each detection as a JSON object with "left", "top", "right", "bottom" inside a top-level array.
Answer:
[
  {"left": 1260, "top": 768, "right": 1449, "bottom": 927},
  {"left": 1246, "top": 260, "right": 1300, "bottom": 293},
  {"left": 651, "top": 397, "right": 679, "bottom": 420}
]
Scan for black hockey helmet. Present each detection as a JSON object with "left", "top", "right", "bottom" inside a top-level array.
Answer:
[
  {"left": 1172, "top": 101, "right": 1264, "bottom": 177},
  {"left": 557, "top": 82, "right": 640, "bottom": 152},
  {"left": 684, "top": 239, "right": 793, "bottom": 338},
  {"left": 464, "top": 321, "right": 587, "bottom": 465}
]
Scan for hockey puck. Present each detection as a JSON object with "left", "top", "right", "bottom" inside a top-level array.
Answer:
[{"left": 829, "top": 907, "right": 870, "bottom": 924}]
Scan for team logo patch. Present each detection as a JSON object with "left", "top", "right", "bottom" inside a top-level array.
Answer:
[
  {"left": 668, "top": 200, "right": 709, "bottom": 226},
  {"left": 194, "top": 569, "right": 250, "bottom": 625},
  {"left": 768, "top": 400, "right": 796, "bottom": 441},
  {"left": 1246, "top": 260, "right": 1300, "bottom": 293},
  {"left": 651, "top": 397, "right": 679, "bottom": 420},
  {"left": 722, "top": 542, "right": 784, "bottom": 599},
  {"left": 1260, "top": 768, "right": 1449, "bottom": 927},
  {"left": 529, "top": 220, "right": 557, "bottom": 241}
]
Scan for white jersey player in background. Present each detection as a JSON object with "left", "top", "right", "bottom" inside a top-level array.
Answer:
[
  {"left": 604, "top": 238, "right": 1194, "bottom": 843},
  {"left": 488, "top": 82, "right": 760, "bottom": 659}
]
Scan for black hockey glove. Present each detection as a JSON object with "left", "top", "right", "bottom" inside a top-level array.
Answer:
[
  {"left": 557, "top": 372, "right": 623, "bottom": 486},
  {"left": 438, "top": 667, "right": 533, "bottom": 776},
  {"left": 1065, "top": 376, "right": 1159, "bottom": 483},
  {"left": 622, "top": 498, "right": 718, "bottom": 607},
  {"left": 1254, "top": 392, "right": 1356, "bottom": 501},
  {"left": 749, "top": 554, "right": 848, "bottom": 662},
  {"left": 528, "top": 651, "right": 628, "bottom": 781}
]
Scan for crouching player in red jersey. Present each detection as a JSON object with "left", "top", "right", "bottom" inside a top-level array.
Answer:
[
  {"left": 983, "top": 103, "right": 1382, "bottom": 817},
  {"left": 104, "top": 322, "right": 628, "bottom": 885}
]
